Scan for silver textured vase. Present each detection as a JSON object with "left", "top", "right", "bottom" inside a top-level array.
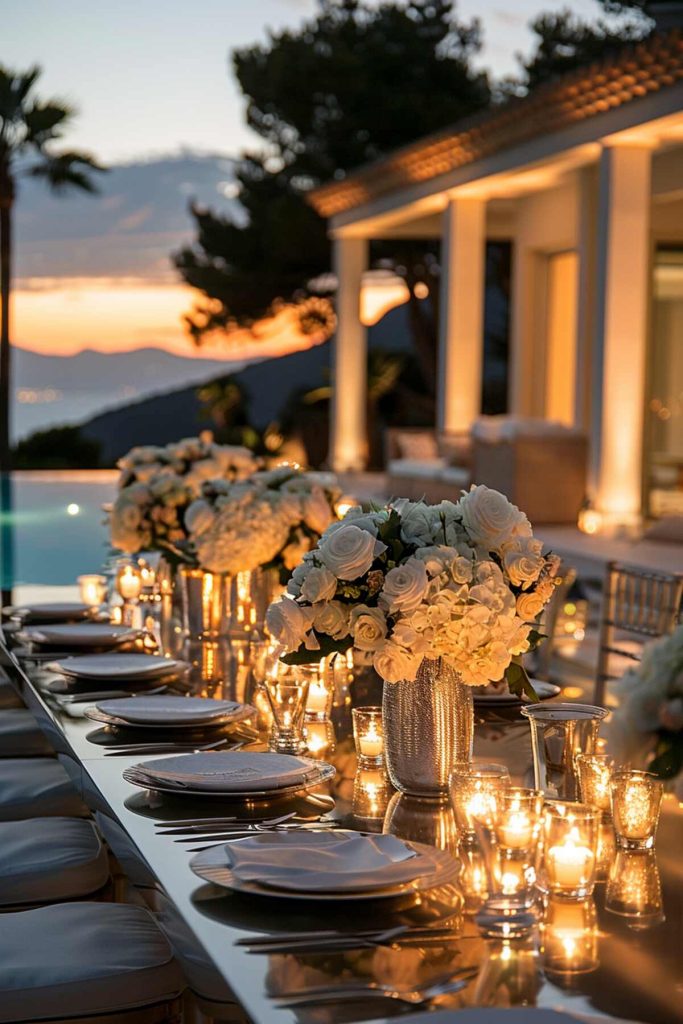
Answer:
[{"left": 382, "top": 657, "right": 474, "bottom": 798}]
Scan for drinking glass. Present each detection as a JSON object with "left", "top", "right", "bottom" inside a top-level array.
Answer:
[
  {"left": 521, "top": 703, "right": 608, "bottom": 800},
  {"left": 264, "top": 677, "right": 309, "bottom": 753}
]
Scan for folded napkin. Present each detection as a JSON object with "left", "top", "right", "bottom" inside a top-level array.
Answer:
[
  {"left": 96, "top": 696, "right": 244, "bottom": 726},
  {"left": 133, "top": 751, "right": 327, "bottom": 792},
  {"left": 226, "top": 831, "right": 422, "bottom": 893}
]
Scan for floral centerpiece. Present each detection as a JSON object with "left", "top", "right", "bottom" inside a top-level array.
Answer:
[
  {"left": 110, "top": 435, "right": 259, "bottom": 558},
  {"left": 266, "top": 486, "right": 560, "bottom": 794},
  {"left": 608, "top": 624, "right": 683, "bottom": 794},
  {"left": 184, "top": 466, "right": 342, "bottom": 580}
]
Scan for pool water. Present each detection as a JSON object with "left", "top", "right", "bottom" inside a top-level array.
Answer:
[{"left": 0, "top": 472, "right": 117, "bottom": 588}]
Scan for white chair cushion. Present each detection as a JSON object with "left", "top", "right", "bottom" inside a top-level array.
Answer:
[
  {"left": 0, "top": 709, "right": 53, "bottom": 756},
  {"left": 0, "top": 758, "right": 87, "bottom": 819},
  {"left": 0, "top": 817, "right": 109, "bottom": 906},
  {"left": 387, "top": 458, "right": 447, "bottom": 478},
  {"left": 0, "top": 902, "right": 184, "bottom": 1021}
]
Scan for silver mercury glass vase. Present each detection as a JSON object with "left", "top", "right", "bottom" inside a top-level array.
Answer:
[{"left": 382, "top": 657, "right": 474, "bottom": 798}]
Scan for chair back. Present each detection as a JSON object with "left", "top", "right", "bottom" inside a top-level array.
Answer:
[{"left": 594, "top": 561, "right": 683, "bottom": 704}]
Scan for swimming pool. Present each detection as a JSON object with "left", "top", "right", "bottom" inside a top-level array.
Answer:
[{"left": 0, "top": 471, "right": 117, "bottom": 588}]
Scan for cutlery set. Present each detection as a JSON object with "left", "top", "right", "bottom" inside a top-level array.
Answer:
[
  {"left": 272, "top": 970, "right": 478, "bottom": 1006},
  {"left": 238, "top": 921, "right": 466, "bottom": 954}
]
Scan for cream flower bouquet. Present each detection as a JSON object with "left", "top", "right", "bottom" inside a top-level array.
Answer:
[
  {"left": 266, "top": 486, "right": 560, "bottom": 695},
  {"left": 184, "top": 466, "right": 342, "bottom": 580},
  {"left": 110, "top": 435, "right": 259, "bottom": 559}
]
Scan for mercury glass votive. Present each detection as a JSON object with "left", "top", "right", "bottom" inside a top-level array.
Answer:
[
  {"left": 605, "top": 850, "right": 664, "bottom": 927},
  {"left": 542, "top": 803, "right": 599, "bottom": 899},
  {"left": 78, "top": 573, "right": 107, "bottom": 608},
  {"left": 576, "top": 754, "right": 613, "bottom": 814},
  {"left": 264, "top": 677, "right": 309, "bottom": 754},
  {"left": 541, "top": 897, "right": 599, "bottom": 978},
  {"left": 449, "top": 762, "right": 511, "bottom": 841},
  {"left": 610, "top": 770, "right": 663, "bottom": 850},
  {"left": 352, "top": 706, "right": 384, "bottom": 766}
]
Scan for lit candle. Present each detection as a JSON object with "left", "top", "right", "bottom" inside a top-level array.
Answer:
[
  {"left": 78, "top": 574, "right": 107, "bottom": 608},
  {"left": 542, "top": 898, "right": 599, "bottom": 977},
  {"left": 360, "top": 721, "right": 383, "bottom": 758},
  {"left": 547, "top": 828, "right": 594, "bottom": 890},
  {"left": 117, "top": 565, "right": 142, "bottom": 600},
  {"left": 498, "top": 810, "right": 533, "bottom": 850},
  {"left": 306, "top": 680, "right": 330, "bottom": 717}
]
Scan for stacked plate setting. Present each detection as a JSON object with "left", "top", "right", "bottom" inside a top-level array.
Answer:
[
  {"left": 17, "top": 622, "right": 143, "bottom": 652},
  {"left": 190, "top": 829, "right": 460, "bottom": 902},
  {"left": 86, "top": 695, "right": 255, "bottom": 731},
  {"left": 123, "top": 750, "right": 335, "bottom": 800},
  {"left": 6, "top": 602, "right": 95, "bottom": 625},
  {"left": 47, "top": 653, "right": 188, "bottom": 689}
]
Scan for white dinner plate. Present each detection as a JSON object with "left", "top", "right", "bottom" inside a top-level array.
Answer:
[
  {"left": 87, "top": 695, "right": 254, "bottom": 728},
  {"left": 47, "top": 653, "right": 184, "bottom": 681},
  {"left": 189, "top": 834, "right": 460, "bottom": 901},
  {"left": 18, "top": 623, "right": 141, "bottom": 649},
  {"left": 8, "top": 602, "right": 93, "bottom": 624},
  {"left": 473, "top": 680, "right": 561, "bottom": 705}
]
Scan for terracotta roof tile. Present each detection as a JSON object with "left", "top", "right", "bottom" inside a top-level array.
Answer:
[{"left": 309, "top": 29, "right": 683, "bottom": 219}]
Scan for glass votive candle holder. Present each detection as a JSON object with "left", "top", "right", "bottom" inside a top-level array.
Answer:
[
  {"left": 595, "top": 817, "right": 617, "bottom": 881},
  {"left": 610, "top": 770, "right": 663, "bottom": 850},
  {"left": 576, "top": 753, "right": 613, "bottom": 814},
  {"left": 352, "top": 706, "right": 384, "bottom": 766},
  {"left": 116, "top": 561, "right": 143, "bottom": 601},
  {"left": 301, "top": 663, "right": 333, "bottom": 721},
  {"left": 78, "top": 573, "right": 107, "bottom": 608},
  {"left": 542, "top": 897, "right": 599, "bottom": 978},
  {"left": 450, "top": 762, "right": 511, "bottom": 840},
  {"left": 264, "top": 677, "right": 309, "bottom": 754},
  {"left": 494, "top": 787, "right": 544, "bottom": 854},
  {"left": 605, "top": 850, "right": 664, "bottom": 927},
  {"left": 542, "top": 802, "right": 599, "bottom": 899}
]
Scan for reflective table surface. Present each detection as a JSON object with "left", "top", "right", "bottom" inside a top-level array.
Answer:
[{"left": 2, "top": 609, "right": 682, "bottom": 1024}]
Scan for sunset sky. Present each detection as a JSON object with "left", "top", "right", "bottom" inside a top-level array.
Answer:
[{"left": 4, "top": 0, "right": 603, "bottom": 361}]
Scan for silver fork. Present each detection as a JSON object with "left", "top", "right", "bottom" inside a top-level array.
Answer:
[
  {"left": 174, "top": 820, "right": 340, "bottom": 843},
  {"left": 156, "top": 812, "right": 300, "bottom": 834},
  {"left": 273, "top": 972, "right": 476, "bottom": 1007}
]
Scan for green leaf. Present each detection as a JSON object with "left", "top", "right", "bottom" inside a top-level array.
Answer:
[
  {"left": 526, "top": 629, "right": 548, "bottom": 653},
  {"left": 504, "top": 662, "right": 539, "bottom": 702},
  {"left": 648, "top": 735, "right": 683, "bottom": 780}
]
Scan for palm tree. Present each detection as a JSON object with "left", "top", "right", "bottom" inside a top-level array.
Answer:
[{"left": 0, "top": 65, "right": 105, "bottom": 470}]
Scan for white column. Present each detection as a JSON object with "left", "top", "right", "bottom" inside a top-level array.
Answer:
[
  {"left": 437, "top": 197, "right": 486, "bottom": 435},
  {"left": 592, "top": 144, "right": 652, "bottom": 524},
  {"left": 330, "top": 236, "right": 368, "bottom": 471},
  {"left": 574, "top": 166, "right": 598, "bottom": 431}
]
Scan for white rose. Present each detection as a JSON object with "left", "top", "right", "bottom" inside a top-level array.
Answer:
[
  {"left": 313, "top": 600, "right": 350, "bottom": 640},
  {"left": 459, "top": 485, "right": 531, "bottom": 549},
  {"left": 451, "top": 556, "right": 474, "bottom": 584},
  {"left": 350, "top": 605, "right": 388, "bottom": 651},
  {"left": 185, "top": 499, "right": 215, "bottom": 535},
  {"left": 300, "top": 566, "right": 338, "bottom": 603},
  {"left": 516, "top": 591, "right": 545, "bottom": 620},
  {"left": 265, "top": 598, "right": 313, "bottom": 651},
  {"left": 380, "top": 559, "right": 429, "bottom": 612},
  {"left": 373, "top": 642, "right": 422, "bottom": 683},
  {"left": 319, "top": 523, "right": 384, "bottom": 580},
  {"left": 503, "top": 538, "right": 545, "bottom": 588}
]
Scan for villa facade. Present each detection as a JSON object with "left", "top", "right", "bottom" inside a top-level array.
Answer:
[{"left": 309, "top": 30, "right": 683, "bottom": 526}]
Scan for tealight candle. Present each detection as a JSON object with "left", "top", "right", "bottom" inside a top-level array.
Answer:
[
  {"left": 542, "top": 803, "right": 598, "bottom": 899},
  {"left": 352, "top": 707, "right": 384, "bottom": 766},
  {"left": 77, "top": 574, "right": 107, "bottom": 608},
  {"left": 304, "top": 719, "right": 335, "bottom": 758},
  {"left": 116, "top": 564, "right": 142, "bottom": 601},
  {"left": 610, "top": 770, "right": 663, "bottom": 850},
  {"left": 494, "top": 789, "right": 543, "bottom": 852}
]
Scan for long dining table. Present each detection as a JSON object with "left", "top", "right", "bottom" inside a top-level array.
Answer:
[{"left": 1, "top": 598, "right": 682, "bottom": 1024}]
